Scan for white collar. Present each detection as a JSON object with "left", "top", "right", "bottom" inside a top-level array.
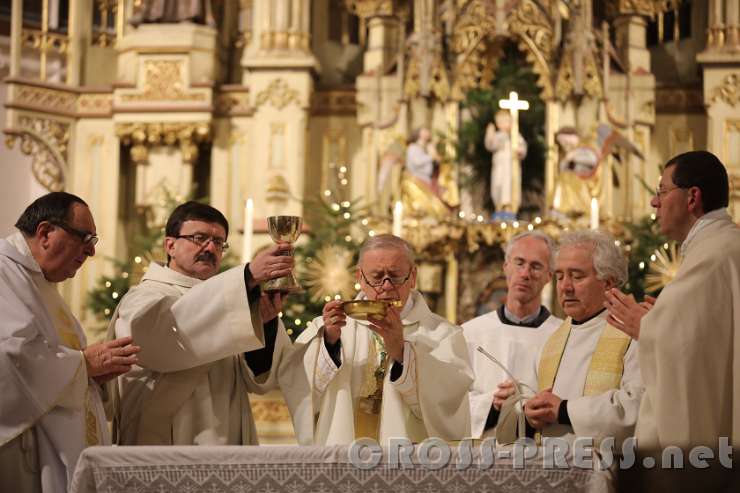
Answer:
[
  {"left": 4, "top": 230, "right": 43, "bottom": 274},
  {"left": 142, "top": 262, "right": 202, "bottom": 288},
  {"left": 680, "top": 208, "right": 732, "bottom": 257},
  {"left": 569, "top": 310, "right": 608, "bottom": 331}
]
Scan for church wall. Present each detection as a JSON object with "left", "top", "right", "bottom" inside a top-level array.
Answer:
[
  {"left": 306, "top": 113, "right": 362, "bottom": 205},
  {"left": 651, "top": 112, "right": 708, "bottom": 170},
  {"left": 210, "top": 116, "right": 269, "bottom": 260},
  {"left": 62, "top": 117, "right": 119, "bottom": 335},
  {"left": 0, "top": 80, "right": 47, "bottom": 237}
]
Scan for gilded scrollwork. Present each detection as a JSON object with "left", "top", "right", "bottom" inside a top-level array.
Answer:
[
  {"left": 76, "top": 93, "right": 114, "bottom": 116},
  {"left": 11, "top": 84, "right": 77, "bottom": 115},
  {"left": 554, "top": 50, "right": 603, "bottom": 102},
  {"left": 21, "top": 29, "right": 69, "bottom": 54},
  {"left": 404, "top": 46, "right": 451, "bottom": 101},
  {"left": 121, "top": 60, "right": 207, "bottom": 103},
  {"left": 447, "top": 0, "right": 498, "bottom": 99},
  {"left": 255, "top": 79, "right": 300, "bottom": 110},
  {"left": 115, "top": 122, "right": 211, "bottom": 164},
  {"left": 445, "top": 0, "right": 554, "bottom": 100},
  {"left": 607, "top": 0, "right": 682, "bottom": 18},
  {"left": 4, "top": 116, "right": 70, "bottom": 192},
  {"left": 507, "top": 0, "right": 555, "bottom": 99},
  {"left": 344, "top": 0, "right": 409, "bottom": 19},
  {"left": 711, "top": 73, "right": 740, "bottom": 107}
]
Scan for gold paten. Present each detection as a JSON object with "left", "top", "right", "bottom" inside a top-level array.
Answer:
[{"left": 341, "top": 299, "right": 402, "bottom": 321}]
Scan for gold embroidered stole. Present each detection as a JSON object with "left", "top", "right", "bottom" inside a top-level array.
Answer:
[
  {"left": 354, "top": 331, "right": 387, "bottom": 440},
  {"left": 43, "top": 285, "right": 100, "bottom": 446},
  {"left": 538, "top": 317, "right": 632, "bottom": 396}
]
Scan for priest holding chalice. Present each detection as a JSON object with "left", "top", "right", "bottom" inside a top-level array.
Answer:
[{"left": 295, "top": 234, "right": 473, "bottom": 445}]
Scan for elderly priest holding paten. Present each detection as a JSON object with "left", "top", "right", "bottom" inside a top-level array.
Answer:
[{"left": 294, "top": 234, "right": 473, "bottom": 445}]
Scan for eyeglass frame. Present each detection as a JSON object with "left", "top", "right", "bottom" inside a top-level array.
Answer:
[
  {"left": 49, "top": 221, "right": 98, "bottom": 246},
  {"left": 654, "top": 185, "right": 685, "bottom": 200},
  {"left": 174, "top": 233, "right": 230, "bottom": 251},
  {"left": 359, "top": 268, "right": 413, "bottom": 288}
]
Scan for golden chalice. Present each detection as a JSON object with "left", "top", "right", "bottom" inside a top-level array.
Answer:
[{"left": 262, "top": 215, "right": 303, "bottom": 293}]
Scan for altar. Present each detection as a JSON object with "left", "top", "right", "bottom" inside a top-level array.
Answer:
[{"left": 70, "top": 445, "right": 612, "bottom": 493}]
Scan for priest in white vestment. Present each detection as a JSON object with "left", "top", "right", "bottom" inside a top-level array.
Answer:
[
  {"left": 109, "top": 201, "right": 309, "bottom": 446},
  {"left": 295, "top": 234, "right": 473, "bottom": 445},
  {"left": 0, "top": 193, "right": 139, "bottom": 493},
  {"left": 463, "top": 231, "right": 561, "bottom": 440},
  {"left": 525, "top": 230, "right": 643, "bottom": 448},
  {"left": 608, "top": 152, "right": 740, "bottom": 491}
]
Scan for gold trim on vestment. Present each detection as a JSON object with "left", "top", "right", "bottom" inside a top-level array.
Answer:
[
  {"left": 353, "top": 332, "right": 387, "bottom": 440},
  {"left": 538, "top": 317, "right": 632, "bottom": 395}
]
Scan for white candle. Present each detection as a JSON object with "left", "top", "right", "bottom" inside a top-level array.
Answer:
[
  {"left": 392, "top": 201, "right": 403, "bottom": 237},
  {"left": 590, "top": 197, "right": 600, "bottom": 230},
  {"left": 242, "top": 198, "right": 254, "bottom": 263}
]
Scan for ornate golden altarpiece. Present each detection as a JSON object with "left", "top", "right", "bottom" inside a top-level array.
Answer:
[{"left": 4, "top": 0, "right": 739, "bottom": 324}]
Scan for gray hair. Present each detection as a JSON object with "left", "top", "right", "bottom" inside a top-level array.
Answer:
[
  {"left": 556, "top": 230, "right": 628, "bottom": 287},
  {"left": 359, "top": 234, "right": 416, "bottom": 267},
  {"left": 504, "top": 231, "right": 556, "bottom": 272}
]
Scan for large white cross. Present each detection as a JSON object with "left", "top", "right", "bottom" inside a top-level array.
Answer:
[{"left": 498, "top": 91, "right": 529, "bottom": 215}]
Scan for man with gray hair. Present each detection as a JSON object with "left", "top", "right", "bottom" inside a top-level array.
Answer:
[
  {"left": 295, "top": 234, "right": 473, "bottom": 445},
  {"left": 463, "top": 231, "right": 562, "bottom": 441},
  {"left": 524, "top": 230, "right": 643, "bottom": 447}
]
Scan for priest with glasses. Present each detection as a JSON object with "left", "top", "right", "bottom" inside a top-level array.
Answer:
[{"left": 295, "top": 234, "right": 473, "bottom": 445}]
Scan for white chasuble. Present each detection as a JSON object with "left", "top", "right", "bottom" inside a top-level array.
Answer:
[
  {"left": 536, "top": 312, "right": 643, "bottom": 446},
  {"left": 636, "top": 212, "right": 740, "bottom": 453},
  {"left": 109, "top": 262, "right": 306, "bottom": 446},
  {"left": 294, "top": 290, "right": 473, "bottom": 445},
  {"left": 0, "top": 232, "right": 108, "bottom": 493},
  {"left": 463, "top": 309, "right": 561, "bottom": 438}
]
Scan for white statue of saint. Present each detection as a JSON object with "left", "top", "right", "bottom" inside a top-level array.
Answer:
[{"left": 484, "top": 110, "right": 527, "bottom": 219}]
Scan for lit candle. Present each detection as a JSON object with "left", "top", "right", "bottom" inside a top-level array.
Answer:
[
  {"left": 392, "top": 201, "right": 403, "bottom": 237},
  {"left": 242, "top": 198, "right": 254, "bottom": 263},
  {"left": 590, "top": 197, "right": 599, "bottom": 230}
]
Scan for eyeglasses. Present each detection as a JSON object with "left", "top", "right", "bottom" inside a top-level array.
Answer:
[
  {"left": 654, "top": 185, "right": 684, "bottom": 199},
  {"left": 360, "top": 269, "right": 412, "bottom": 288},
  {"left": 51, "top": 221, "right": 98, "bottom": 246},
  {"left": 175, "top": 234, "right": 229, "bottom": 251}
]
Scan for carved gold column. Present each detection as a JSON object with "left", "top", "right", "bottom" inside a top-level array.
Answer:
[
  {"left": 288, "top": 0, "right": 309, "bottom": 51},
  {"left": 709, "top": 0, "right": 725, "bottom": 49},
  {"left": 257, "top": 0, "right": 310, "bottom": 53}
]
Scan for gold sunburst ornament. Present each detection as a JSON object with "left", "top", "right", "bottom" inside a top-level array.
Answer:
[
  {"left": 645, "top": 243, "right": 681, "bottom": 293},
  {"left": 302, "top": 245, "right": 357, "bottom": 303}
]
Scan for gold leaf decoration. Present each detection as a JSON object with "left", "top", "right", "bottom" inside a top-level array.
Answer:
[
  {"left": 645, "top": 243, "right": 680, "bottom": 292},
  {"left": 302, "top": 245, "right": 357, "bottom": 303}
]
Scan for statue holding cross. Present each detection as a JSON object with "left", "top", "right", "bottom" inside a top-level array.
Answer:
[{"left": 484, "top": 91, "right": 529, "bottom": 220}]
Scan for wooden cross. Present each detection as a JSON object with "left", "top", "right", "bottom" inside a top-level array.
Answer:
[{"left": 499, "top": 91, "right": 529, "bottom": 215}]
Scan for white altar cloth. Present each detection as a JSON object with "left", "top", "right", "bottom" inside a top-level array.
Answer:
[{"left": 70, "top": 444, "right": 611, "bottom": 493}]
